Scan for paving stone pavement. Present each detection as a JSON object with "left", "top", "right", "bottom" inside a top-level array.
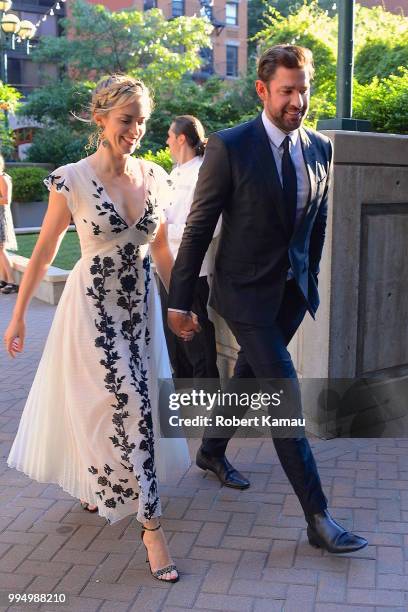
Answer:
[{"left": 1, "top": 293, "right": 408, "bottom": 611}]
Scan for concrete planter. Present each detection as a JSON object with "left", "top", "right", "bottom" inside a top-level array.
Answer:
[{"left": 11, "top": 200, "right": 48, "bottom": 228}]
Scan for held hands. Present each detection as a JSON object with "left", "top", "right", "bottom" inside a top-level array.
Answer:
[
  {"left": 168, "top": 311, "right": 201, "bottom": 342},
  {"left": 3, "top": 318, "right": 25, "bottom": 358}
]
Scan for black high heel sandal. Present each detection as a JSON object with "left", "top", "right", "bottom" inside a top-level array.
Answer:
[
  {"left": 1, "top": 283, "right": 18, "bottom": 294},
  {"left": 141, "top": 523, "right": 179, "bottom": 583},
  {"left": 80, "top": 500, "right": 98, "bottom": 513}
]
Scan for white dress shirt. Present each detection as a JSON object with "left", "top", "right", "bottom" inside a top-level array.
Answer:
[
  {"left": 165, "top": 155, "right": 220, "bottom": 278},
  {"left": 261, "top": 110, "right": 310, "bottom": 229},
  {"left": 261, "top": 111, "right": 310, "bottom": 278}
]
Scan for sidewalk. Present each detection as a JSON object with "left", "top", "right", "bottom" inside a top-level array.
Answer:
[{"left": 1, "top": 293, "right": 408, "bottom": 611}]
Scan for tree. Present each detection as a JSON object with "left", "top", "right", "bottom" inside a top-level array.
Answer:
[
  {"left": 20, "top": 78, "right": 93, "bottom": 128},
  {"left": 33, "top": 0, "right": 212, "bottom": 84},
  {"left": 355, "top": 39, "right": 408, "bottom": 84},
  {"left": 0, "top": 82, "right": 22, "bottom": 158},
  {"left": 248, "top": 1, "right": 337, "bottom": 62}
]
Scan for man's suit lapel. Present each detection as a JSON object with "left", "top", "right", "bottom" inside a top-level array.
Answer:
[
  {"left": 250, "top": 115, "right": 291, "bottom": 238},
  {"left": 299, "top": 127, "right": 317, "bottom": 214}
]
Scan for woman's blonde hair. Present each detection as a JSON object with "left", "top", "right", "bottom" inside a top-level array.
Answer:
[
  {"left": 86, "top": 74, "right": 153, "bottom": 150},
  {"left": 0, "top": 154, "right": 4, "bottom": 174}
]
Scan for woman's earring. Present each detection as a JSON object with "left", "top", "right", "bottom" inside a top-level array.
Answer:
[{"left": 97, "top": 125, "right": 109, "bottom": 148}]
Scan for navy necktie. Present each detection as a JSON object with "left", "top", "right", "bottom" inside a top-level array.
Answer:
[{"left": 281, "top": 136, "right": 297, "bottom": 234}]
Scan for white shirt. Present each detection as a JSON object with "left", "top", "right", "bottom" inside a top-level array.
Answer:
[
  {"left": 165, "top": 155, "right": 220, "bottom": 277},
  {"left": 261, "top": 111, "right": 310, "bottom": 278}
]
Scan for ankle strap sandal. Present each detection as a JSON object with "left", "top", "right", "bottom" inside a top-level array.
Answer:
[{"left": 141, "top": 523, "right": 179, "bottom": 583}]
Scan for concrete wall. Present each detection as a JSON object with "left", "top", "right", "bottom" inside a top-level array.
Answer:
[{"left": 211, "top": 131, "right": 408, "bottom": 437}]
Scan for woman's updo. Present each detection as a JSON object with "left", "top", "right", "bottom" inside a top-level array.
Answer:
[
  {"left": 87, "top": 74, "right": 153, "bottom": 149},
  {"left": 171, "top": 115, "right": 207, "bottom": 157},
  {"left": 91, "top": 74, "right": 153, "bottom": 117}
]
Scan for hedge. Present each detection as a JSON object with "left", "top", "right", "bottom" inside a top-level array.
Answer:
[{"left": 6, "top": 166, "right": 50, "bottom": 203}]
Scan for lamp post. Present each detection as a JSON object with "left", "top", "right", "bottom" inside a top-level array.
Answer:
[
  {"left": 0, "top": 0, "right": 35, "bottom": 131},
  {"left": 317, "top": 0, "right": 371, "bottom": 132},
  {"left": 0, "top": 0, "right": 36, "bottom": 85}
]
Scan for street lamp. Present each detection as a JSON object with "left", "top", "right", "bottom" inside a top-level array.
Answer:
[
  {"left": 0, "top": 1, "right": 12, "bottom": 12},
  {"left": 0, "top": 0, "right": 36, "bottom": 84}
]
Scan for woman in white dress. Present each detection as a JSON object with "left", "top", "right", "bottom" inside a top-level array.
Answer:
[
  {"left": 0, "top": 154, "right": 18, "bottom": 294},
  {"left": 3, "top": 75, "right": 197, "bottom": 583}
]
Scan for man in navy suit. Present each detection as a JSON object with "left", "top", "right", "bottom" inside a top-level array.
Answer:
[{"left": 168, "top": 45, "right": 367, "bottom": 553}]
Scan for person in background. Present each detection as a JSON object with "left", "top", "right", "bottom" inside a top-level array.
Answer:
[
  {"left": 0, "top": 154, "right": 18, "bottom": 294},
  {"left": 160, "top": 115, "right": 220, "bottom": 380}
]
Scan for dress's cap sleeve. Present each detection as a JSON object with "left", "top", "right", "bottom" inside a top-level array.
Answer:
[
  {"left": 146, "top": 161, "right": 172, "bottom": 219},
  {"left": 44, "top": 165, "right": 74, "bottom": 212}
]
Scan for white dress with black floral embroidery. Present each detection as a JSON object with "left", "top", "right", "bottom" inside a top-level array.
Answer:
[{"left": 7, "top": 157, "right": 191, "bottom": 525}]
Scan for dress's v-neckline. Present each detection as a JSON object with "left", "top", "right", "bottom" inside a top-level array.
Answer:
[{"left": 83, "top": 156, "right": 148, "bottom": 228}]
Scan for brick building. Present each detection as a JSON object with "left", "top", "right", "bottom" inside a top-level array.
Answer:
[{"left": 358, "top": 0, "right": 408, "bottom": 14}]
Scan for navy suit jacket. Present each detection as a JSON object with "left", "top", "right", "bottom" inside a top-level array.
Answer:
[{"left": 168, "top": 114, "right": 333, "bottom": 325}]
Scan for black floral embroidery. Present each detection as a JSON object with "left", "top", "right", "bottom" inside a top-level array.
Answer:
[
  {"left": 44, "top": 173, "right": 70, "bottom": 195},
  {"left": 116, "top": 242, "right": 158, "bottom": 519},
  {"left": 143, "top": 254, "right": 151, "bottom": 347},
  {"left": 86, "top": 254, "right": 139, "bottom": 510},
  {"left": 135, "top": 192, "right": 157, "bottom": 235},
  {"left": 92, "top": 179, "right": 128, "bottom": 234}
]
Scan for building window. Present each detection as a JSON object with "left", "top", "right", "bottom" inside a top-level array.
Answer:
[
  {"left": 144, "top": 0, "right": 157, "bottom": 9},
  {"left": 225, "top": 1, "right": 238, "bottom": 26},
  {"left": 172, "top": 0, "right": 184, "bottom": 17},
  {"left": 226, "top": 45, "right": 238, "bottom": 77},
  {"left": 200, "top": 47, "right": 214, "bottom": 75}
]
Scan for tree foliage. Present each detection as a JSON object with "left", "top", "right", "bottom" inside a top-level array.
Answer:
[
  {"left": 20, "top": 78, "right": 93, "bottom": 128},
  {"left": 33, "top": 0, "right": 212, "bottom": 83},
  {"left": 353, "top": 68, "right": 408, "bottom": 134},
  {"left": 25, "top": 125, "right": 90, "bottom": 166}
]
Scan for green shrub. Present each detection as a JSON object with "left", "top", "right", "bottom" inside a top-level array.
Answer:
[
  {"left": 355, "top": 39, "right": 408, "bottom": 84},
  {"left": 140, "top": 148, "right": 173, "bottom": 173},
  {"left": 6, "top": 166, "right": 49, "bottom": 203},
  {"left": 354, "top": 68, "right": 408, "bottom": 134},
  {"left": 26, "top": 126, "right": 91, "bottom": 166}
]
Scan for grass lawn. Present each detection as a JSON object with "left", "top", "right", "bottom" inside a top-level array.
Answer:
[{"left": 15, "top": 231, "right": 81, "bottom": 271}]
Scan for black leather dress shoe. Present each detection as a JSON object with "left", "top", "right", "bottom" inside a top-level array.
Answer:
[
  {"left": 196, "top": 448, "right": 250, "bottom": 489},
  {"left": 307, "top": 509, "right": 368, "bottom": 554}
]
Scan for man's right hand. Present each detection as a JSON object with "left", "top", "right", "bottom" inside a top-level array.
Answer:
[{"left": 168, "top": 311, "right": 201, "bottom": 342}]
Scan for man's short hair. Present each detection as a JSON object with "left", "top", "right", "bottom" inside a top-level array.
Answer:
[{"left": 257, "top": 44, "right": 315, "bottom": 83}]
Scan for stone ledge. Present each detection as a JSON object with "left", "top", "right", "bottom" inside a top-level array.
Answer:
[{"left": 10, "top": 254, "right": 69, "bottom": 306}]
